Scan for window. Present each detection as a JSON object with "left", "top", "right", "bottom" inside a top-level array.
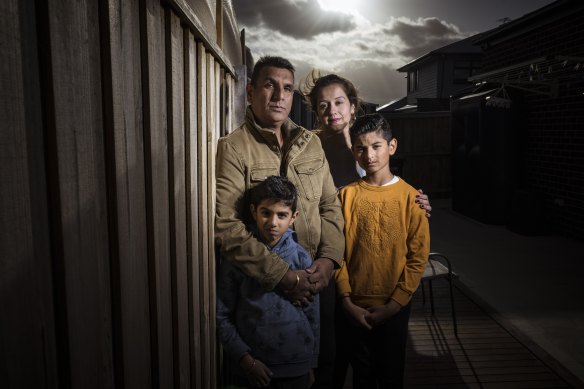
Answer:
[
  {"left": 408, "top": 70, "right": 419, "bottom": 92},
  {"left": 453, "top": 60, "right": 481, "bottom": 83}
]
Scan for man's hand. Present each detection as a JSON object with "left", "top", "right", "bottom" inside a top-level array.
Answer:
[
  {"left": 416, "top": 189, "right": 432, "bottom": 218},
  {"left": 305, "top": 257, "right": 335, "bottom": 294},
  {"left": 278, "top": 269, "right": 314, "bottom": 306},
  {"left": 342, "top": 296, "right": 372, "bottom": 330},
  {"left": 365, "top": 300, "right": 401, "bottom": 327}
]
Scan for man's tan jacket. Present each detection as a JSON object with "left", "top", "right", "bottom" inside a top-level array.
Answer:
[{"left": 215, "top": 108, "right": 344, "bottom": 290}]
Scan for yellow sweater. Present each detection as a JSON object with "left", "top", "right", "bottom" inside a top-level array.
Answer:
[{"left": 335, "top": 178, "right": 430, "bottom": 307}]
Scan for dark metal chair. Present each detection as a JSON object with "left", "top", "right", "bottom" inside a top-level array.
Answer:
[{"left": 420, "top": 252, "right": 458, "bottom": 336}]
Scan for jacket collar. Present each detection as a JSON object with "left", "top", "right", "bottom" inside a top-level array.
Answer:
[{"left": 245, "top": 106, "right": 304, "bottom": 147}]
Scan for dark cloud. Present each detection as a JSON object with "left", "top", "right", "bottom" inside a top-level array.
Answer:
[
  {"left": 232, "top": 0, "right": 356, "bottom": 39},
  {"left": 356, "top": 42, "right": 369, "bottom": 51},
  {"left": 385, "top": 17, "right": 463, "bottom": 59},
  {"left": 338, "top": 61, "right": 406, "bottom": 104},
  {"left": 400, "top": 37, "right": 460, "bottom": 58}
]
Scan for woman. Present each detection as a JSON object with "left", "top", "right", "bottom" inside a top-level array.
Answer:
[
  {"left": 300, "top": 71, "right": 432, "bottom": 389},
  {"left": 300, "top": 71, "right": 432, "bottom": 211}
]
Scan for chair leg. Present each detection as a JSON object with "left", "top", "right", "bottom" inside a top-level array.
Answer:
[
  {"left": 447, "top": 277, "right": 458, "bottom": 337},
  {"left": 429, "top": 279, "right": 435, "bottom": 315}
]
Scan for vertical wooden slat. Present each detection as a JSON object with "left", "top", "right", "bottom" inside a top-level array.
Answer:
[
  {"left": 0, "top": 0, "right": 58, "bottom": 387},
  {"left": 44, "top": 0, "right": 114, "bottom": 387},
  {"left": 184, "top": 29, "right": 202, "bottom": 389},
  {"left": 215, "top": 0, "right": 223, "bottom": 49},
  {"left": 101, "top": 0, "right": 151, "bottom": 387},
  {"left": 196, "top": 41, "right": 211, "bottom": 388},
  {"left": 209, "top": 58, "right": 221, "bottom": 382},
  {"left": 227, "top": 74, "right": 234, "bottom": 133},
  {"left": 165, "top": 9, "right": 190, "bottom": 389},
  {"left": 141, "top": 0, "right": 174, "bottom": 387}
]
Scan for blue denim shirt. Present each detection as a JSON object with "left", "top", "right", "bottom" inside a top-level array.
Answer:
[{"left": 217, "top": 229, "right": 320, "bottom": 378}]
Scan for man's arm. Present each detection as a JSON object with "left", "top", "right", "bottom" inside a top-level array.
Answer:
[
  {"left": 306, "top": 156, "right": 345, "bottom": 291},
  {"left": 215, "top": 139, "right": 288, "bottom": 290}
]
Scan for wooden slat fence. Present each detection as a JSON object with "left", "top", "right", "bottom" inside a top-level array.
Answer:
[
  {"left": 1, "top": 0, "right": 244, "bottom": 388},
  {"left": 382, "top": 111, "right": 452, "bottom": 196}
]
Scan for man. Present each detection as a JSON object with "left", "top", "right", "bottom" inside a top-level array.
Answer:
[
  {"left": 215, "top": 56, "right": 343, "bottom": 386},
  {"left": 215, "top": 56, "right": 343, "bottom": 300}
]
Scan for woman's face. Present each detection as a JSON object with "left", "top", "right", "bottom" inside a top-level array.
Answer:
[{"left": 316, "top": 83, "right": 355, "bottom": 133}]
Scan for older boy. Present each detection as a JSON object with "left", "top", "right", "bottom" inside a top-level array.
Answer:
[
  {"left": 335, "top": 113, "right": 430, "bottom": 388},
  {"left": 217, "top": 176, "right": 319, "bottom": 389}
]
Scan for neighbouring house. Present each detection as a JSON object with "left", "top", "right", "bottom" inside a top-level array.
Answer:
[
  {"left": 376, "top": 34, "right": 484, "bottom": 196},
  {"left": 379, "top": 34, "right": 483, "bottom": 113},
  {"left": 451, "top": 0, "right": 584, "bottom": 239}
]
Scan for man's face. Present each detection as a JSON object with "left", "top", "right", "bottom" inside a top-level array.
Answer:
[{"left": 247, "top": 66, "right": 294, "bottom": 131}]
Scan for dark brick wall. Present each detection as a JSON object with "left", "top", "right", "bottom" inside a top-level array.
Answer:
[
  {"left": 481, "top": 8, "right": 584, "bottom": 72},
  {"left": 520, "top": 83, "right": 584, "bottom": 239},
  {"left": 481, "top": 5, "right": 584, "bottom": 239}
]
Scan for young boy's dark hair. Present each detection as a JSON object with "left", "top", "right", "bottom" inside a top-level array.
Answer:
[
  {"left": 250, "top": 56, "right": 296, "bottom": 87},
  {"left": 349, "top": 113, "right": 393, "bottom": 143},
  {"left": 249, "top": 175, "right": 298, "bottom": 213}
]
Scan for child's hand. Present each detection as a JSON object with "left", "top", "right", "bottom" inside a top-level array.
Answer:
[
  {"left": 308, "top": 369, "right": 315, "bottom": 387},
  {"left": 365, "top": 300, "right": 401, "bottom": 327},
  {"left": 342, "top": 297, "right": 372, "bottom": 330},
  {"left": 240, "top": 354, "right": 272, "bottom": 387}
]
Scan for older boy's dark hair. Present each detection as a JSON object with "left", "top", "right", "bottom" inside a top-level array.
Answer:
[
  {"left": 249, "top": 175, "right": 298, "bottom": 212},
  {"left": 350, "top": 113, "right": 392, "bottom": 143},
  {"left": 250, "top": 56, "right": 295, "bottom": 86}
]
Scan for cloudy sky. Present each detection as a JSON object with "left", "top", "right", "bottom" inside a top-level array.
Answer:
[{"left": 231, "top": 0, "right": 556, "bottom": 104}]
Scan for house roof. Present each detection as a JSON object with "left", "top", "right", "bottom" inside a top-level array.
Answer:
[
  {"left": 376, "top": 96, "right": 408, "bottom": 112},
  {"left": 472, "top": 0, "right": 579, "bottom": 46},
  {"left": 396, "top": 34, "right": 483, "bottom": 72}
]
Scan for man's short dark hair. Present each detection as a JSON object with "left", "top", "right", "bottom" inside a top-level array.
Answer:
[
  {"left": 250, "top": 56, "right": 295, "bottom": 86},
  {"left": 350, "top": 113, "right": 393, "bottom": 144},
  {"left": 249, "top": 175, "right": 298, "bottom": 213}
]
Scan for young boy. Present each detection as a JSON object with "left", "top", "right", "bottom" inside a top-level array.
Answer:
[
  {"left": 217, "top": 176, "right": 320, "bottom": 389},
  {"left": 334, "top": 113, "right": 430, "bottom": 388}
]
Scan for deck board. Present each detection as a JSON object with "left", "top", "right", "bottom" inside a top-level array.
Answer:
[
  {"left": 403, "top": 281, "right": 573, "bottom": 388},
  {"left": 342, "top": 281, "right": 574, "bottom": 388}
]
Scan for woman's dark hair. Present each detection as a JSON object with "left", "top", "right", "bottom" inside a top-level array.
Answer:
[
  {"left": 250, "top": 56, "right": 295, "bottom": 86},
  {"left": 299, "top": 70, "right": 362, "bottom": 115},
  {"left": 249, "top": 176, "right": 298, "bottom": 213},
  {"left": 349, "top": 113, "right": 392, "bottom": 143}
]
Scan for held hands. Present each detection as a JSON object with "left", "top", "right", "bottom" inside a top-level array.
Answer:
[
  {"left": 416, "top": 189, "right": 432, "bottom": 218},
  {"left": 240, "top": 353, "right": 272, "bottom": 388},
  {"left": 342, "top": 296, "right": 372, "bottom": 330},
  {"left": 342, "top": 296, "right": 402, "bottom": 329},
  {"left": 279, "top": 269, "right": 314, "bottom": 306},
  {"left": 365, "top": 299, "right": 401, "bottom": 327},
  {"left": 279, "top": 257, "right": 334, "bottom": 306},
  {"left": 306, "top": 257, "right": 334, "bottom": 292}
]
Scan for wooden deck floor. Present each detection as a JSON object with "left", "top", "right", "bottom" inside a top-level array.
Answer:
[
  {"left": 343, "top": 281, "right": 575, "bottom": 388},
  {"left": 404, "top": 282, "right": 573, "bottom": 388}
]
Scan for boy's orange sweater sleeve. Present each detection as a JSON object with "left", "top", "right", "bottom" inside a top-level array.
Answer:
[
  {"left": 335, "top": 261, "right": 351, "bottom": 296},
  {"left": 390, "top": 199, "right": 430, "bottom": 306}
]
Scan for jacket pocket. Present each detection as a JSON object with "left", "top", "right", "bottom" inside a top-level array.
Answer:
[
  {"left": 250, "top": 165, "right": 279, "bottom": 184},
  {"left": 294, "top": 159, "right": 324, "bottom": 200}
]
